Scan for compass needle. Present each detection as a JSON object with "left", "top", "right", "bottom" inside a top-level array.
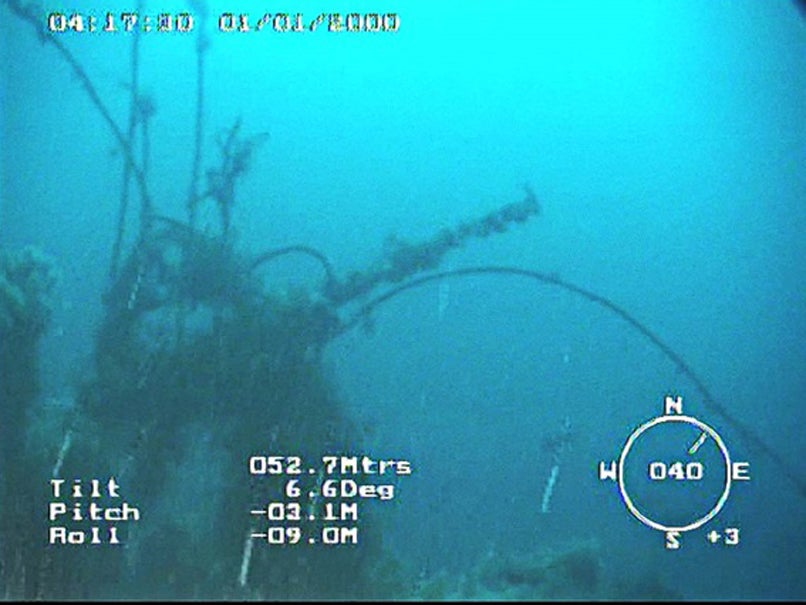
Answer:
[{"left": 688, "top": 431, "right": 709, "bottom": 455}]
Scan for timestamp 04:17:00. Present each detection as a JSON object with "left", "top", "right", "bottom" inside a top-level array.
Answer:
[{"left": 46, "top": 12, "right": 401, "bottom": 34}]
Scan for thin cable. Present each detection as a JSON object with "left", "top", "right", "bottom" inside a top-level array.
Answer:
[{"left": 338, "top": 266, "right": 806, "bottom": 499}]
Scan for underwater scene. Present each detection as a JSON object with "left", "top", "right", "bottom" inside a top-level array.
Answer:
[{"left": 1, "top": 0, "right": 804, "bottom": 600}]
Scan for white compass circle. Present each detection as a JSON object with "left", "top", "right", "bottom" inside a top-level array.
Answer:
[{"left": 617, "top": 414, "right": 732, "bottom": 533}]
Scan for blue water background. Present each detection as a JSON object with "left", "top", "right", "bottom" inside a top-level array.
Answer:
[{"left": 1, "top": 1, "right": 804, "bottom": 599}]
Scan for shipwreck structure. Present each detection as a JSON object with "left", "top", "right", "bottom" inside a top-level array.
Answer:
[{"left": 1, "top": 0, "right": 802, "bottom": 599}]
